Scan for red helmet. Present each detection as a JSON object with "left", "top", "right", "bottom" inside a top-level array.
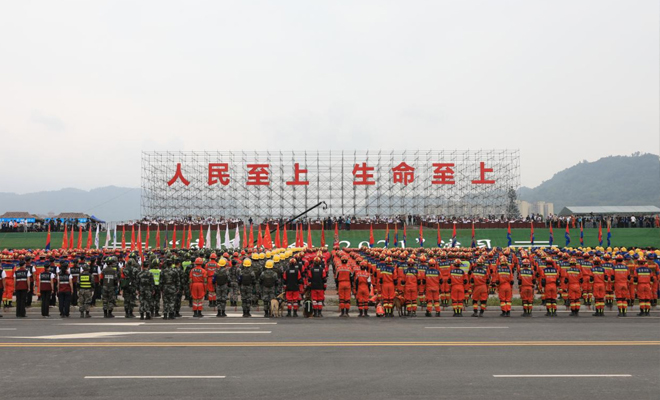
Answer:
[
  {"left": 210, "top": 253, "right": 217, "bottom": 260},
  {"left": 195, "top": 257, "right": 204, "bottom": 265}
]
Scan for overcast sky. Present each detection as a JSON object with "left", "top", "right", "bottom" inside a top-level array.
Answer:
[{"left": 1, "top": 1, "right": 658, "bottom": 194}]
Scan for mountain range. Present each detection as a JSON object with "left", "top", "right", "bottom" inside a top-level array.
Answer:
[{"left": 1, "top": 154, "right": 658, "bottom": 221}]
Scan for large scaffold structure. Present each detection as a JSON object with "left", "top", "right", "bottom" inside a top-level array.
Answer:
[{"left": 141, "top": 150, "right": 520, "bottom": 220}]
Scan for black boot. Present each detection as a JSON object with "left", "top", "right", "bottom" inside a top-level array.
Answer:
[
  {"left": 479, "top": 309, "right": 484, "bottom": 317},
  {"left": 358, "top": 309, "right": 364, "bottom": 317},
  {"left": 125, "top": 308, "right": 130, "bottom": 318},
  {"left": 222, "top": 310, "right": 227, "bottom": 317},
  {"left": 318, "top": 310, "right": 324, "bottom": 318},
  {"left": 286, "top": 309, "right": 292, "bottom": 317},
  {"left": 500, "top": 311, "right": 506, "bottom": 317},
  {"left": 128, "top": 310, "right": 135, "bottom": 318},
  {"left": 364, "top": 310, "right": 369, "bottom": 317},
  {"left": 435, "top": 311, "right": 441, "bottom": 317},
  {"left": 313, "top": 309, "right": 318, "bottom": 317},
  {"left": 85, "top": 311, "right": 91, "bottom": 318},
  {"left": 80, "top": 311, "right": 85, "bottom": 318},
  {"left": 637, "top": 311, "right": 645, "bottom": 316},
  {"left": 170, "top": 312, "right": 175, "bottom": 319},
  {"left": 140, "top": 312, "right": 145, "bottom": 320},
  {"left": 175, "top": 311, "right": 182, "bottom": 317},
  {"left": 198, "top": 310, "right": 204, "bottom": 318},
  {"left": 108, "top": 310, "right": 115, "bottom": 318},
  {"left": 471, "top": 311, "right": 478, "bottom": 317},
  {"left": 293, "top": 309, "right": 298, "bottom": 317},
  {"left": 163, "top": 313, "right": 169, "bottom": 320},
  {"left": 246, "top": 309, "right": 252, "bottom": 317},
  {"left": 146, "top": 312, "right": 151, "bottom": 320},
  {"left": 340, "top": 309, "right": 345, "bottom": 317},
  {"left": 103, "top": 310, "right": 108, "bottom": 318},
  {"left": 217, "top": 310, "right": 222, "bottom": 317}
]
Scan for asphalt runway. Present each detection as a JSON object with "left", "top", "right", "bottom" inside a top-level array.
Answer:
[{"left": 0, "top": 306, "right": 658, "bottom": 400}]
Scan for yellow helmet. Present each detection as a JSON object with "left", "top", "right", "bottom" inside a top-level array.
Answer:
[
  {"left": 621, "top": 247, "right": 627, "bottom": 252},
  {"left": 251, "top": 253, "right": 259, "bottom": 260},
  {"left": 273, "top": 255, "right": 280, "bottom": 263},
  {"left": 218, "top": 258, "right": 227, "bottom": 267},
  {"left": 265, "top": 260, "right": 274, "bottom": 269},
  {"left": 265, "top": 251, "right": 272, "bottom": 258},
  {"left": 243, "top": 259, "right": 252, "bottom": 267}
]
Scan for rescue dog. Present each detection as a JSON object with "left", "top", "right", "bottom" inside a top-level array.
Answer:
[
  {"left": 270, "top": 293, "right": 285, "bottom": 318},
  {"left": 393, "top": 293, "right": 405, "bottom": 317},
  {"left": 302, "top": 288, "right": 313, "bottom": 318}
]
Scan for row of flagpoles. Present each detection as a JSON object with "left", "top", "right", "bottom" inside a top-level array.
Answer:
[{"left": 51, "top": 219, "right": 613, "bottom": 251}]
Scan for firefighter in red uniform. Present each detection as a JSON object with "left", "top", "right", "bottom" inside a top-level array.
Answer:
[
  {"left": 402, "top": 258, "right": 421, "bottom": 317},
  {"left": 613, "top": 255, "right": 631, "bottom": 316},
  {"left": 566, "top": 258, "right": 584, "bottom": 316},
  {"left": 425, "top": 259, "right": 441, "bottom": 317},
  {"left": 493, "top": 258, "right": 514, "bottom": 317},
  {"left": 539, "top": 260, "right": 560, "bottom": 316},
  {"left": 634, "top": 259, "right": 654, "bottom": 316},
  {"left": 205, "top": 254, "right": 219, "bottom": 308},
  {"left": 469, "top": 257, "right": 489, "bottom": 317},
  {"left": 335, "top": 255, "right": 354, "bottom": 317},
  {"left": 449, "top": 259, "right": 467, "bottom": 317},
  {"left": 189, "top": 258, "right": 207, "bottom": 318},
  {"left": 590, "top": 257, "right": 607, "bottom": 317},
  {"left": 518, "top": 259, "right": 536, "bottom": 317},
  {"left": 284, "top": 258, "right": 303, "bottom": 317},
  {"left": 354, "top": 261, "right": 371, "bottom": 317}
]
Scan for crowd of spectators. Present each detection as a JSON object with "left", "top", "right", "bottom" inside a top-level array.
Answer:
[{"left": 0, "top": 219, "right": 103, "bottom": 233}]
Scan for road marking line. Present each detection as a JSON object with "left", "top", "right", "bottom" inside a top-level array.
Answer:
[
  {"left": 0, "top": 341, "right": 657, "bottom": 348},
  {"left": 493, "top": 375, "right": 632, "bottom": 378},
  {"left": 0, "top": 328, "right": 17, "bottom": 330},
  {"left": 61, "top": 322, "right": 276, "bottom": 326},
  {"left": 9, "top": 331, "right": 271, "bottom": 339},
  {"left": 425, "top": 327, "right": 509, "bottom": 329},
  {"left": 85, "top": 376, "right": 226, "bottom": 379},
  {"left": 177, "top": 327, "right": 260, "bottom": 330}
]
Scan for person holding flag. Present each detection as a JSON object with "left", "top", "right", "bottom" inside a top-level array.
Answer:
[
  {"left": 369, "top": 224, "right": 375, "bottom": 248},
  {"left": 530, "top": 222, "right": 535, "bottom": 247},
  {"left": 470, "top": 223, "right": 476, "bottom": 248},
  {"left": 565, "top": 221, "right": 571, "bottom": 246},
  {"left": 607, "top": 222, "right": 612, "bottom": 247},
  {"left": 580, "top": 222, "right": 584, "bottom": 247},
  {"left": 598, "top": 221, "right": 603, "bottom": 247},
  {"left": 418, "top": 224, "right": 424, "bottom": 247},
  {"left": 549, "top": 224, "right": 554, "bottom": 247},
  {"left": 506, "top": 223, "right": 512, "bottom": 247},
  {"left": 45, "top": 225, "right": 51, "bottom": 250},
  {"left": 436, "top": 223, "right": 442, "bottom": 248},
  {"left": 451, "top": 223, "right": 457, "bottom": 248}
]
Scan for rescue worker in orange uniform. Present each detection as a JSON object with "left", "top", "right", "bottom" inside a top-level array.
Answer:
[
  {"left": 601, "top": 254, "right": 615, "bottom": 309},
  {"left": 580, "top": 254, "right": 593, "bottom": 308},
  {"left": 648, "top": 253, "right": 660, "bottom": 307},
  {"left": 417, "top": 255, "right": 428, "bottom": 311},
  {"left": 469, "top": 257, "right": 490, "bottom": 317},
  {"left": 449, "top": 259, "right": 468, "bottom": 317},
  {"left": 354, "top": 261, "right": 371, "bottom": 317},
  {"left": 205, "top": 253, "right": 219, "bottom": 308},
  {"left": 438, "top": 252, "right": 452, "bottom": 307},
  {"left": 378, "top": 258, "right": 396, "bottom": 317},
  {"left": 612, "top": 255, "right": 631, "bottom": 317},
  {"left": 565, "top": 258, "right": 584, "bottom": 316},
  {"left": 425, "top": 259, "right": 441, "bottom": 317},
  {"left": 2, "top": 261, "right": 15, "bottom": 307},
  {"left": 539, "top": 259, "right": 560, "bottom": 316},
  {"left": 518, "top": 259, "right": 536, "bottom": 317},
  {"left": 590, "top": 257, "right": 608, "bottom": 316},
  {"left": 634, "top": 259, "right": 654, "bottom": 316},
  {"left": 557, "top": 255, "right": 571, "bottom": 307},
  {"left": 335, "top": 255, "right": 354, "bottom": 317},
  {"left": 493, "top": 258, "right": 514, "bottom": 317},
  {"left": 189, "top": 257, "right": 207, "bottom": 317},
  {"left": 402, "top": 258, "right": 421, "bottom": 317}
]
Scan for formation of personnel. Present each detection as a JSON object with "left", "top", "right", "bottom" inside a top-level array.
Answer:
[{"left": 0, "top": 245, "right": 658, "bottom": 319}]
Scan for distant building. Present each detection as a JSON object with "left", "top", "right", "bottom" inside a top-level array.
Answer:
[{"left": 517, "top": 200, "right": 554, "bottom": 218}]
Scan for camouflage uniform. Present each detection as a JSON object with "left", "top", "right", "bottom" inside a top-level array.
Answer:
[
  {"left": 137, "top": 267, "right": 155, "bottom": 318},
  {"left": 251, "top": 258, "right": 263, "bottom": 306},
  {"left": 121, "top": 259, "right": 140, "bottom": 317},
  {"left": 173, "top": 261, "right": 184, "bottom": 316},
  {"left": 77, "top": 265, "right": 95, "bottom": 317},
  {"left": 149, "top": 260, "right": 162, "bottom": 317},
  {"left": 214, "top": 266, "right": 231, "bottom": 316},
  {"left": 182, "top": 259, "right": 193, "bottom": 306},
  {"left": 100, "top": 262, "right": 119, "bottom": 316},
  {"left": 260, "top": 268, "right": 280, "bottom": 316},
  {"left": 238, "top": 266, "right": 256, "bottom": 315},
  {"left": 160, "top": 262, "right": 180, "bottom": 319},
  {"left": 229, "top": 261, "right": 240, "bottom": 305}
]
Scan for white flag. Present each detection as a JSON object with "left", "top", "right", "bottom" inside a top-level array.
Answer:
[
  {"left": 216, "top": 224, "right": 221, "bottom": 249},
  {"left": 104, "top": 224, "right": 111, "bottom": 249},
  {"left": 113, "top": 226, "right": 117, "bottom": 250},
  {"left": 205, "top": 225, "right": 211, "bottom": 249},
  {"left": 224, "top": 224, "right": 231, "bottom": 249},
  {"left": 94, "top": 224, "right": 100, "bottom": 249},
  {"left": 233, "top": 225, "right": 240, "bottom": 249}
]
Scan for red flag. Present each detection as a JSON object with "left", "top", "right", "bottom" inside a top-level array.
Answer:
[
  {"left": 198, "top": 225, "right": 205, "bottom": 249},
  {"left": 419, "top": 224, "right": 424, "bottom": 247},
  {"left": 369, "top": 223, "right": 374, "bottom": 247},
  {"left": 275, "top": 224, "right": 281, "bottom": 248},
  {"left": 86, "top": 225, "right": 92, "bottom": 250},
  {"left": 307, "top": 223, "right": 313, "bottom": 248},
  {"left": 257, "top": 225, "right": 263, "bottom": 248},
  {"left": 249, "top": 224, "right": 254, "bottom": 248},
  {"left": 70, "top": 227, "right": 74, "bottom": 250},
  {"left": 46, "top": 224, "right": 51, "bottom": 250},
  {"left": 121, "top": 225, "right": 126, "bottom": 250},
  {"left": 145, "top": 225, "right": 150, "bottom": 250},
  {"left": 598, "top": 221, "right": 603, "bottom": 245},
  {"left": 320, "top": 222, "right": 326, "bottom": 247},
  {"left": 334, "top": 222, "right": 339, "bottom": 245},
  {"left": 187, "top": 224, "right": 192, "bottom": 248},
  {"left": 282, "top": 224, "right": 289, "bottom": 248},
  {"left": 471, "top": 222, "right": 476, "bottom": 248},
  {"left": 264, "top": 224, "right": 273, "bottom": 250},
  {"left": 62, "top": 224, "right": 68, "bottom": 249},
  {"left": 130, "top": 225, "right": 135, "bottom": 251},
  {"left": 295, "top": 224, "right": 300, "bottom": 247},
  {"left": 77, "top": 226, "right": 83, "bottom": 249},
  {"left": 155, "top": 225, "right": 160, "bottom": 249},
  {"left": 437, "top": 223, "right": 441, "bottom": 247},
  {"left": 243, "top": 224, "right": 248, "bottom": 248},
  {"left": 385, "top": 224, "right": 390, "bottom": 247},
  {"left": 172, "top": 225, "right": 177, "bottom": 249},
  {"left": 137, "top": 226, "right": 143, "bottom": 259}
]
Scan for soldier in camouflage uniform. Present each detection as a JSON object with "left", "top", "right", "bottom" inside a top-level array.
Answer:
[
  {"left": 121, "top": 258, "right": 140, "bottom": 318},
  {"left": 214, "top": 258, "right": 231, "bottom": 317},
  {"left": 160, "top": 259, "right": 180, "bottom": 320},
  {"left": 238, "top": 259, "right": 256, "bottom": 317},
  {"left": 250, "top": 253, "right": 262, "bottom": 307},
  {"left": 77, "top": 264, "right": 95, "bottom": 318},
  {"left": 137, "top": 263, "right": 155, "bottom": 320},
  {"left": 229, "top": 258, "right": 240, "bottom": 307},
  {"left": 260, "top": 259, "right": 280, "bottom": 317},
  {"left": 182, "top": 254, "right": 193, "bottom": 308},
  {"left": 173, "top": 257, "right": 184, "bottom": 317},
  {"left": 100, "top": 257, "right": 119, "bottom": 318},
  {"left": 148, "top": 258, "right": 162, "bottom": 317}
]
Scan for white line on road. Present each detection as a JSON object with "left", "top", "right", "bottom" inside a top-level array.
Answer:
[
  {"left": 493, "top": 375, "right": 632, "bottom": 378},
  {"left": 85, "top": 376, "right": 226, "bottom": 379},
  {"left": 177, "top": 327, "right": 260, "bottom": 330},
  {"left": 61, "top": 322, "right": 277, "bottom": 326},
  {"left": 0, "top": 328, "right": 17, "bottom": 330},
  {"left": 425, "top": 327, "right": 509, "bottom": 329},
  {"left": 10, "top": 331, "right": 271, "bottom": 339}
]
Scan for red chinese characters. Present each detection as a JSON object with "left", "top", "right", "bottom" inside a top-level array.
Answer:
[
  {"left": 286, "top": 163, "right": 309, "bottom": 186},
  {"left": 471, "top": 162, "right": 495, "bottom": 184},
  {"left": 392, "top": 162, "right": 415, "bottom": 186},
  {"left": 208, "top": 163, "right": 230, "bottom": 186},
  {"left": 246, "top": 164, "right": 270, "bottom": 186},
  {"left": 431, "top": 163, "right": 455, "bottom": 185},
  {"left": 167, "top": 163, "right": 190, "bottom": 186},
  {"left": 352, "top": 162, "right": 376, "bottom": 185}
]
